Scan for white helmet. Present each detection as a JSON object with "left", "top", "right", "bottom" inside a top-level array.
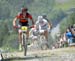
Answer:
[{"left": 38, "top": 16, "right": 43, "bottom": 21}]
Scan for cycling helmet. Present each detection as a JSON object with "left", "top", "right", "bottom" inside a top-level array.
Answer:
[
  {"left": 21, "top": 7, "right": 28, "bottom": 12},
  {"left": 38, "top": 16, "right": 43, "bottom": 21}
]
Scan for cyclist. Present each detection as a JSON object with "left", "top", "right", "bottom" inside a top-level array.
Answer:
[
  {"left": 35, "top": 16, "right": 52, "bottom": 48},
  {"left": 13, "top": 7, "right": 35, "bottom": 51}
]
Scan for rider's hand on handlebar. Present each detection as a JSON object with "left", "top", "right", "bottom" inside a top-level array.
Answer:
[
  {"left": 13, "top": 25, "right": 19, "bottom": 29},
  {"left": 29, "top": 25, "right": 35, "bottom": 28}
]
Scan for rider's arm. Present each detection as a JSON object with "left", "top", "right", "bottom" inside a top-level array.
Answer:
[
  {"left": 28, "top": 13, "right": 35, "bottom": 25},
  {"left": 35, "top": 20, "right": 39, "bottom": 25},
  {"left": 31, "top": 18, "right": 35, "bottom": 25},
  {"left": 48, "top": 21, "right": 52, "bottom": 29},
  {"left": 45, "top": 18, "right": 52, "bottom": 29},
  {"left": 47, "top": 19, "right": 52, "bottom": 29},
  {"left": 13, "top": 17, "right": 17, "bottom": 27},
  {"left": 13, "top": 13, "right": 20, "bottom": 27}
]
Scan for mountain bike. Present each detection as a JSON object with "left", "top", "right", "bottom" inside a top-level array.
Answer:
[
  {"left": 15, "top": 25, "right": 34, "bottom": 56},
  {"left": 21, "top": 26, "right": 28, "bottom": 56}
]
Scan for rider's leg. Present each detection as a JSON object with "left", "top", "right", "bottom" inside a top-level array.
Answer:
[
  {"left": 18, "top": 29, "right": 22, "bottom": 51},
  {"left": 26, "top": 30, "right": 30, "bottom": 45},
  {"left": 26, "top": 30, "right": 29, "bottom": 40},
  {"left": 44, "top": 30, "right": 48, "bottom": 41},
  {"left": 44, "top": 30, "right": 49, "bottom": 48},
  {"left": 18, "top": 29, "right": 22, "bottom": 44}
]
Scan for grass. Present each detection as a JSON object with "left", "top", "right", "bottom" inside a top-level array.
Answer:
[{"left": 54, "top": 0, "right": 75, "bottom": 11}]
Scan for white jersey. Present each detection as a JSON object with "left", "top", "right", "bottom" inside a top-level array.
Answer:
[
  {"left": 36, "top": 19, "right": 48, "bottom": 27},
  {"left": 35, "top": 18, "right": 49, "bottom": 30}
]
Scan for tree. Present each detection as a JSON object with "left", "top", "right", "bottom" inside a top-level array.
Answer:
[
  {"left": 0, "top": 0, "right": 10, "bottom": 20},
  {"left": 60, "top": 11, "right": 75, "bottom": 34}
]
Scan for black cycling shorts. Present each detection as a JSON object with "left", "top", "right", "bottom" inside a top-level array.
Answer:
[{"left": 19, "top": 22, "right": 29, "bottom": 26}]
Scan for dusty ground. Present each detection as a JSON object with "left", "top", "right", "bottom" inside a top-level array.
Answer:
[{"left": 2, "top": 47, "right": 75, "bottom": 61}]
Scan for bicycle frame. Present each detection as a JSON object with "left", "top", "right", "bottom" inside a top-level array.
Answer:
[{"left": 21, "top": 26, "right": 28, "bottom": 56}]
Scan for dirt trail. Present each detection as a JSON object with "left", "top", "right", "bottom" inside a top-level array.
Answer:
[{"left": 2, "top": 47, "right": 75, "bottom": 61}]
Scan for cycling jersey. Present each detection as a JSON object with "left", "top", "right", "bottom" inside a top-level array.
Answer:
[
  {"left": 66, "top": 32, "right": 73, "bottom": 38},
  {"left": 36, "top": 18, "right": 49, "bottom": 30},
  {"left": 36, "top": 19, "right": 48, "bottom": 26},
  {"left": 16, "top": 12, "right": 32, "bottom": 26}
]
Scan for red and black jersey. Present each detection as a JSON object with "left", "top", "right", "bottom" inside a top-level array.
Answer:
[{"left": 16, "top": 12, "right": 33, "bottom": 23}]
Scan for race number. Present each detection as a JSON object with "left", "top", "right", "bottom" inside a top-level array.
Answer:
[{"left": 21, "top": 26, "right": 28, "bottom": 31}]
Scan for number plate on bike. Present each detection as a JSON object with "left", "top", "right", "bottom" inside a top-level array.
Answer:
[{"left": 21, "top": 26, "right": 28, "bottom": 31}]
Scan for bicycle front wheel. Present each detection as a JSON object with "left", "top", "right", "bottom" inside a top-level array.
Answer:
[{"left": 22, "top": 34, "right": 27, "bottom": 56}]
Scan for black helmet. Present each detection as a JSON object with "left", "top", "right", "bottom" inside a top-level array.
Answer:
[{"left": 21, "top": 7, "right": 28, "bottom": 12}]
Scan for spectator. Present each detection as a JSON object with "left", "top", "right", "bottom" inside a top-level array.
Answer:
[
  {"left": 59, "top": 35, "right": 64, "bottom": 48},
  {"left": 71, "top": 24, "right": 75, "bottom": 43},
  {"left": 63, "top": 33, "right": 68, "bottom": 47},
  {"left": 65, "top": 28, "right": 73, "bottom": 45}
]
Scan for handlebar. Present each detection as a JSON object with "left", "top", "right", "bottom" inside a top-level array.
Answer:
[{"left": 13, "top": 25, "right": 34, "bottom": 29}]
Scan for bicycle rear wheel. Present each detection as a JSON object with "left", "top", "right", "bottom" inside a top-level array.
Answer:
[{"left": 22, "top": 34, "right": 27, "bottom": 56}]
